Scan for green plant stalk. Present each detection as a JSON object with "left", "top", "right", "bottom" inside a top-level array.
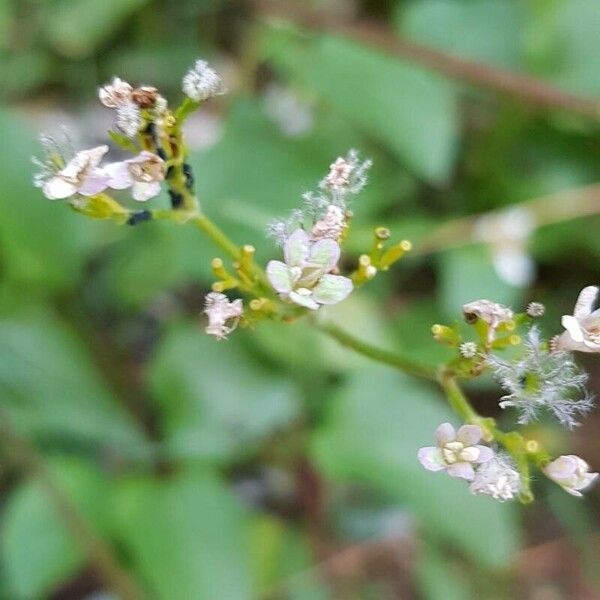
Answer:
[{"left": 0, "top": 410, "right": 146, "bottom": 600}]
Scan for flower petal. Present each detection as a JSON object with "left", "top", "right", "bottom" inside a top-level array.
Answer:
[
  {"left": 446, "top": 462, "right": 475, "bottom": 480},
  {"left": 474, "top": 445, "right": 494, "bottom": 463},
  {"left": 311, "top": 275, "right": 353, "bottom": 305},
  {"left": 435, "top": 423, "right": 455, "bottom": 446},
  {"left": 562, "top": 315, "right": 585, "bottom": 342},
  {"left": 574, "top": 286, "right": 599, "bottom": 319},
  {"left": 289, "top": 290, "right": 319, "bottom": 310},
  {"left": 457, "top": 424, "right": 482, "bottom": 446},
  {"left": 266, "top": 261, "right": 293, "bottom": 294},
  {"left": 417, "top": 447, "right": 445, "bottom": 472},
  {"left": 42, "top": 176, "right": 78, "bottom": 200},
  {"left": 284, "top": 229, "right": 310, "bottom": 267},
  {"left": 309, "top": 238, "right": 340, "bottom": 271},
  {"left": 105, "top": 161, "right": 133, "bottom": 190},
  {"left": 78, "top": 168, "right": 110, "bottom": 196},
  {"left": 132, "top": 180, "right": 161, "bottom": 201}
]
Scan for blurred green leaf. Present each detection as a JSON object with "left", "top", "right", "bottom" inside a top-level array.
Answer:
[
  {"left": 416, "top": 541, "right": 472, "bottom": 600},
  {"left": 311, "top": 366, "right": 520, "bottom": 568},
  {"left": 0, "top": 51, "right": 55, "bottom": 98},
  {"left": 45, "top": 0, "right": 151, "bottom": 59},
  {"left": 113, "top": 470, "right": 251, "bottom": 600},
  {"left": 262, "top": 29, "right": 459, "bottom": 183},
  {"left": 2, "top": 457, "right": 109, "bottom": 599},
  {"left": 148, "top": 324, "right": 300, "bottom": 462},
  {"left": 399, "top": 0, "right": 524, "bottom": 68},
  {"left": 438, "top": 245, "right": 524, "bottom": 319},
  {"left": 0, "top": 311, "right": 146, "bottom": 447}
]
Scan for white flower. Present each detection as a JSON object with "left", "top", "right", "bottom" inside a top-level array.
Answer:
[
  {"left": 469, "top": 454, "right": 520, "bottom": 501},
  {"left": 311, "top": 204, "right": 346, "bottom": 242},
  {"left": 474, "top": 206, "right": 536, "bottom": 288},
  {"left": 266, "top": 229, "right": 353, "bottom": 310},
  {"left": 554, "top": 286, "right": 600, "bottom": 353},
  {"left": 204, "top": 292, "right": 243, "bottom": 340},
  {"left": 39, "top": 145, "right": 110, "bottom": 200},
  {"left": 105, "top": 151, "right": 164, "bottom": 202},
  {"left": 98, "top": 77, "right": 133, "bottom": 108},
  {"left": 182, "top": 59, "right": 225, "bottom": 102},
  {"left": 115, "top": 101, "right": 143, "bottom": 138},
  {"left": 543, "top": 455, "right": 598, "bottom": 497},
  {"left": 418, "top": 423, "right": 494, "bottom": 481}
]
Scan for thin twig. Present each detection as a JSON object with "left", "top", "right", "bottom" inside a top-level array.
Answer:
[
  {"left": 254, "top": 1, "right": 600, "bottom": 120},
  {"left": 0, "top": 410, "right": 146, "bottom": 600}
]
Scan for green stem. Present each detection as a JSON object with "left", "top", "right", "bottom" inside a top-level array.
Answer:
[
  {"left": 0, "top": 411, "right": 146, "bottom": 600},
  {"left": 191, "top": 213, "right": 241, "bottom": 261},
  {"left": 314, "top": 320, "right": 437, "bottom": 381}
]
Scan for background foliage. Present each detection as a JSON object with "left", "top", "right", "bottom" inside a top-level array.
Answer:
[{"left": 1, "top": 0, "right": 600, "bottom": 598}]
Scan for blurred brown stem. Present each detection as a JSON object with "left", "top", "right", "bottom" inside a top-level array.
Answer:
[
  {"left": 255, "top": 1, "right": 600, "bottom": 119},
  {"left": 0, "top": 411, "right": 146, "bottom": 600}
]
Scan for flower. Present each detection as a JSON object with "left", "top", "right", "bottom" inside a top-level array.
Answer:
[
  {"left": 98, "top": 77, "right": 133, "bottom": 108},
  {"left": 469, "top": 454, "right": 520, "bottom": 501},
  {"left": 310, "top": 204, "right": 346, "bottom": 242},
  {"left": 474, "top": 206, "right": 536, "bottom": 288},
  {"left": 462, "top": 299, "right": 514, "bottom": 344},
  {"left": 115, "top": 101, "right": 143, "bottom": 138},
  {"left": 182, "top": 59, "right": 225, "bottom": 102},
  {"left": 266, "top": 229, "right": 353, "bottom": 310},
  {"left": 554, "top": 286, "right": 600, "bottom": 353},
  {"left": 543, "top": 455, "right": 598, "bottom": 497},
  {"left": 489, "top": 327, "right": 593, "bottom": 429},
  {"left": 319, "top": 149, "right": 372, "bottom": 199},
  {"left": 459, "top": 341, "right": 478, "bottom": 359},
  {"left": 418, "top": 423, "right": 494, "bottom": 480},
  {"left": 204, "top": 292, "right": 243, "bottom": 340},
  {"left": 105, "top": 151, "right": 164, "bottom": 202},
  {"left": 37, "top": 145, "right": 110, "bottom": 200}
]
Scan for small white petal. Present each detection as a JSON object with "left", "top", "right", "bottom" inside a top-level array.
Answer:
[
  {"left": 418, "top": 447, "right": 446, "bottom": 472},
  {"left": 456, "top": 424, "right": 482, "bottom": 446},
  {"left": 284, "top": 229, "right": 310, "bottom": 267},
  {"left": 289, "top": 290, "right": 319, "bottom": 310},
  {"left": 309, "top": 238, "right": 341, "bottom": 271},
  {"left": 574, "top": 286, "right": 599, "bottom": 319},
  {"left": 132, "top": 180, "right": 161, "bottom": 202},
  {"left": 311, "top": 274, "right": 353, "bottom": 305},
  {"left": 446, "top": 462, "right": 475, "bottom": 480},
  {"left": 266, "top": 261, "right": 293, "bottom": 294},
  {"left": 562, "top": 315, "right": 585, "bottom": 342},
  {"left": 42, "top": 176, "right": 78, "bottom": 200},
  {"left": 435, "top": 423, "right": 456, "bottom": 446},
  {"left": 78, "top": 168, "right": 110, "bottom": 196},
  {"left": 105, "top": 161, "right": 134, "bottom": 190}
]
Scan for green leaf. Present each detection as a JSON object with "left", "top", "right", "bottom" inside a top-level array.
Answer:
[
  {"left": 112, "top": 470, "right": 252, "bottom": 600},
  {"left": 262, "top": 30, "right": 459, "bottom": 183},
  {"left": 2, "top": 458, "right": 110, "bottom": 599},
  {"left": 398, "top": 0, "right": 524, "bottom": 68},
  {"left": 311, "top": 366, "right": 520, "bottom": 568},
  {"left": 148, "top": 324, "right": 300, "bottom": 462},
  {"left": 44, "top": 0, "right": 151, "bottom": 59},
  {"left": 0, "top": 311, "right": 146, "bottom": 448},
  {"left": 438, "top": 245, "right": 524, "bottom": 319}
]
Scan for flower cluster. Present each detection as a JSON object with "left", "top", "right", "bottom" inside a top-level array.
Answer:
[
  {"left": 425, "top": 287, "right": 599, "bottom": 501},
  {"left": 203, "top": 292, "right": 243, "bottom": 340}
]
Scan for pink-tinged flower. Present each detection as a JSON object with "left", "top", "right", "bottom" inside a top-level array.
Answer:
[
  {"left": 543, "top": 455, "right": 598, "bottom": 497},
  {"left": 99, "top": 77, "right": 133, "bottom": 108},
  {"left": 266, "top": 228, "right": 353, "bottom": 310},
  {"left": 554, "top": 286, "right": 600, "bottom": 353},
  {"left": 105, "top": 151, "right": 164, "bottom": 202},
  {"left": 40, "top": 145, "right": 110, "bottom": 200},
  {"left": 204, "top": 292, "right": 243, "bottom": 340},
  {"left": 418, "top": 423, "right": 494, "bottom": 481}
]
